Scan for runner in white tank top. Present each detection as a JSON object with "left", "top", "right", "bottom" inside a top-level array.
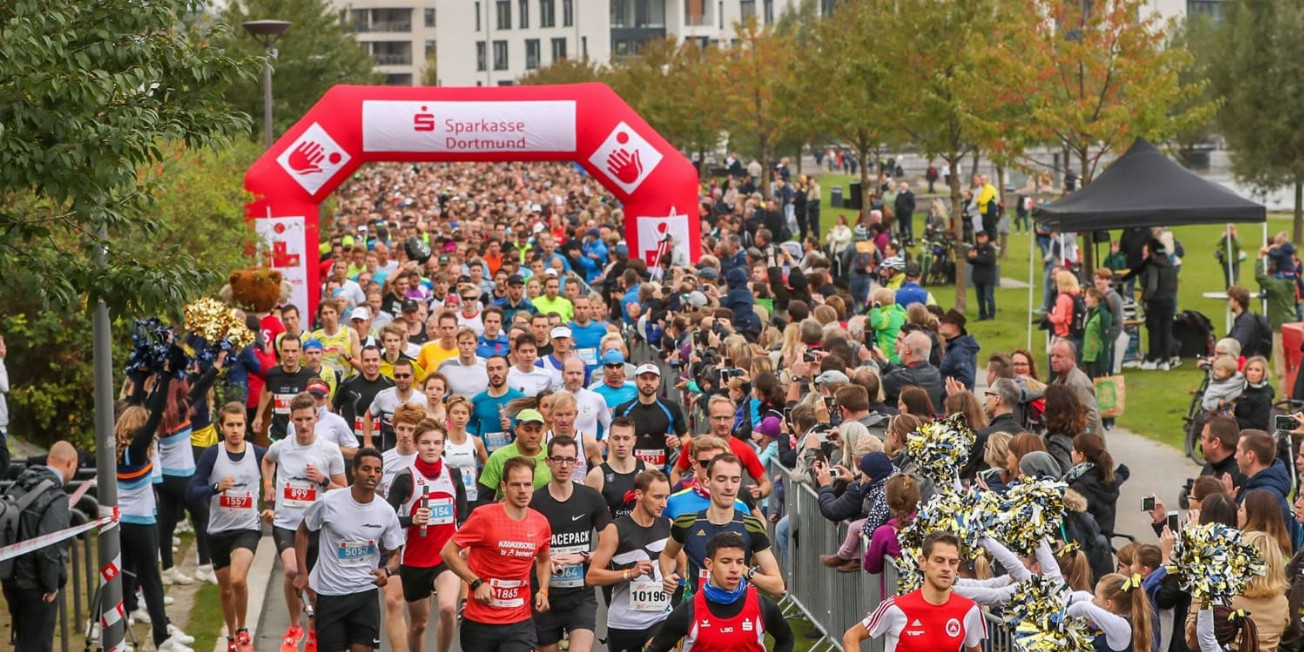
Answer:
[{"left": 444, "top": 395, "right": 488, "bottom": 504}]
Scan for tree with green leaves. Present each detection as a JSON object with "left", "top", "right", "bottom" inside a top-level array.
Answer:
[
  {"left": 217, "top": 0, "right": 381, "bottom": 139},
  {"left": 719, "top": 17, "right": 799, "bottom": 193},
  {"left": 1021, "top": 0, "right": 1211, "bottom": 268},
  {"left": 873, "top": 0, "right": 1032, "bottom": 312},
  {"left": 793, "top": 0, "right": 895, "bottom": 210},
  {"left": 1, "top": 3, "right": 258, "bottom": 650},
  {"left": 1206, "top": 0, "right": 1304, "bottom": 243}
]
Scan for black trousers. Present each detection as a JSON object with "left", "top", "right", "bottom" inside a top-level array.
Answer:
[
  {"left": 3, "top": 583, "right": 57, "bottom": 652},
  {"left": 121, "top": 522, "right": 170, "bottom": 645},
  {"left": 157, "top": 474, "right": 210, "bottom": 567},
  {"left": 1145, "top": 299, "right": 1176, "bottom": 363}
]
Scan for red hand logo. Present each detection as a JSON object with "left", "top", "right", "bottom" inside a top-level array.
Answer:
[
  {"left": 287, "top": 140, "right": 327, "bottom": 175},
  {"left": 606, "top": 148, "right": 643, "bottom": 185}
]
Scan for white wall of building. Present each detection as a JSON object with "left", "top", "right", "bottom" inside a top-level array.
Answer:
[{"left": 330, "top": 0, "right": 439, "bottom": 85}]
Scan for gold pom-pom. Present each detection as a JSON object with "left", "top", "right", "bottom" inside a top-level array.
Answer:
[{"left": 184, "top": 298, "right": 238, "bottom": 344}]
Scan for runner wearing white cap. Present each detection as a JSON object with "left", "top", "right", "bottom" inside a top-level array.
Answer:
[{"left": 613, "top": 364, "right": 687, "bottom": 471}]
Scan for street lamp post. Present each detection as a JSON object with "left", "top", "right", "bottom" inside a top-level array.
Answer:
[{"left": 243, "top": 19, "right": 292, "bottom": 149}]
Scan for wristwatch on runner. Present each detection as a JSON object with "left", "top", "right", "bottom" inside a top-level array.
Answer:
[{"left": 469, "top": 578, "right": 483, "bottom": 591}]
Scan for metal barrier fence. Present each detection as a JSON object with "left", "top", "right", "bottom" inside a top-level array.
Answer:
[{"left": 771, "top": 461, "right": 1019, "bottom": 651}]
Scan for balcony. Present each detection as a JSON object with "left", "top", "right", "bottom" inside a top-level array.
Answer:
[
  {"left": 352, "top": 21, "right": 412, "bottom": 33},
  {"left": 374, "top": 53, "right": 413, "bottom": 65}
]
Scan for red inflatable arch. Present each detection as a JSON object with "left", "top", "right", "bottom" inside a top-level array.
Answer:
[{"left": 244, "top": 83, "right": 701, "bottom": 317}]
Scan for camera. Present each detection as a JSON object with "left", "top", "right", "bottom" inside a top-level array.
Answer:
[
  {"left": 1275, "top": 414, "right": 1298, "bottom": 432},
  {"left": 1178, "top": 477, "right": 1195, "bottom": 511}
]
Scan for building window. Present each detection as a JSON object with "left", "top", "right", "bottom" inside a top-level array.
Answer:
[
  {"left": 684, "top": 0, "right": 706, "bottom": 26},
  {"left": 526, "top": 39, "right": 541, "bottom": 69},
  {"left": 519, "top": 0, "right": 529, "bottom": 28},
  {"left": 610, "top": 0, "right": 665, "bottom": 29},
  {"left": 541, "top": 0, "right": 556, "bottom": 27},
  {"left": 563, "top": 0, "right": 573, "bottom": 26},
  {"left": 763, "top": 0, "right": 773, "bottom": 23},
  {"left": 476, "top": 42, "right": 487, "bottom": 71},
  {"left": 493, "top": 40, "right": 508, "bottom": 70},
  {"left": 425, "top": 40, "right": 436, "bottom": 55},
  {"left": 475, "top": 1, "right": 481, "bottom": 30},
  {"left": 718, "top": 1, "right": 724, "bottom": 28},
  {"left": 424, "top": 7, "right": 436, "bottom": 27},
  {"left": 740, "top": 0, "right": 756, "bottom": 21},
  {"left": 496, "top": 0, "right": 511, "bottom": 29},
  {"left": 581, "top": 36, "right": 588, "bottom": 58},
  {"left": 551, "top": 37, "right": 567, "bottom": 61}
]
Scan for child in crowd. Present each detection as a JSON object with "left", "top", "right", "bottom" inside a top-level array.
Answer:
[{"left": 1202, "top": 356, "right": 1246, "bottom": 413}]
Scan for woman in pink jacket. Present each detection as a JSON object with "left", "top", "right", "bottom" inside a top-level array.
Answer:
[{"left": 1048, "top": 270, "right": 1082, "bottom": 345}]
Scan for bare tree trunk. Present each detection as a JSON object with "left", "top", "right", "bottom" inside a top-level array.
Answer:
[
  {"left": 858, "top": 142, "right": 874, "bottom": 215},
  {"left": 1294, "top": 179, "right": 1303, "bottom": 246},
  {"left": 968, "top": 149, "right": 980, "bottom": 180},
  {"left": 1079, "top": 149, "right": 1095, "bottom": 274},
  {"left": 950, "top": 158, "right": 968, "bottom": 314}
]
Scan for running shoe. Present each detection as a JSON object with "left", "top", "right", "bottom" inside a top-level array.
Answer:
[
  {"left": 236, "top": 629, "right": 255, "bottom": 652},
  {"left": 281, "top": 625, "right": 304, "bottom": 652},
  {"left": 305, "top": 629, "right": 318, "bottom": 652}
]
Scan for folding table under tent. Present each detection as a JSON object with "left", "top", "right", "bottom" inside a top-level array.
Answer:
[{"left": 1027, "top": 137, "right": 1267, "bottom": 350}]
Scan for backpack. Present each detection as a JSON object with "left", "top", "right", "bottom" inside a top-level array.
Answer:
[
  {"left": 1068, "top": 294, "right": 1089, "bottom": 338},
  {"left": 0, "top": 479, "right": 56, "bottom": 583}
]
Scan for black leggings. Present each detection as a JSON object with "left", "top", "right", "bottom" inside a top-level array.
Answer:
[
  {"left": 121, "top": 522, "right": 170, "bottom": 646},
  {"left": 157, "top": 474, "right": 211, "bottom": 567}
]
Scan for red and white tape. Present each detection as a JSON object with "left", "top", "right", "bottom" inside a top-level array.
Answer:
[{"left": 0, "top": 510, "right": 117, "bottom": 564}]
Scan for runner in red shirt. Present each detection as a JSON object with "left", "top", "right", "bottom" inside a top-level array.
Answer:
[
  {"left": 441, "top": 456, "right": 552, "bottom": 651},
  {"left": 669, "top": 395, "right": 771, "bottom": 500},
  {"left": 387, "top": 419, "right": 467, "bottom": 652},
  {"left": 843, "top": 531, "right": 987, "bottom": 652},
  {"left": 645, "top": 531, "right": 793, "bottom": 652}
]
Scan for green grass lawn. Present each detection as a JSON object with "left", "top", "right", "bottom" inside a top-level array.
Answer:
[{"left": 813, "top": 171, "right": 1288, "bottom": 452}]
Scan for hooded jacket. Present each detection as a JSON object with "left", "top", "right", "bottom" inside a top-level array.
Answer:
[
  {"left": 723, "top": 267, "right": 761, "bottom": 336},
  {"left": 3, "top": 465, "right": 69, "bottom": 594},
  {"left": 1064, "top": 462, "right": 1129, "bottom": 537},
  {"left": 1241, "top": 458, "right": 1301, "bottom": 548},
  {"left": 1062, "top": 487, "right": 1114, "bottom": 583},
  {"left": 938, "top": 334, "right": 980, "bottom": 390}
]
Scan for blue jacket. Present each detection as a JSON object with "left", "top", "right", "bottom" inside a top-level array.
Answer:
[
  {"left": 1241, "top": 458, "right": 1303, "bottom": 548},
  {"left": 723, "top": 267, "right": 761, "bottom": 335},
  {"left": 938, "top": 334, "right": 981, "bottom": 390},
  {"left": 583, "top": 239, "right": 609, "bottom": 267},
  {"left": 895, "top": 282, "right": 931, "bottom": 309}
]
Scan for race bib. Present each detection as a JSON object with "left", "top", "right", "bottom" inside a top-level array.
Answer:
[
  {"left": 459, "top": 467, "right": 478, "bottom": 502},
  {"left": 551, "top": 545, "right": 587, "bottom": 589},
  {"left": 484, "top": 432, "right": 510, "bottom": 452},
  {"left": 634, "top": 448, "right": 666, "bottom": 467},
  {"left": 628, "top": 579, "right": 671, "bottom": 612},
  {"left": 577, "top": 348, "right": 598, "bottom": 366},
  {"left": 337, "top": 540, "right": 377, "bottom": 567},
  {"left": 218, "top": 491, "right": 253, "bottom": 511},
  {"left": 428, "top": 497, "right": 455, "bottom": 526},
  {"left": 282, "top": 481, "right": 317, "bottom": 509},
  {"left": 273, "top": 394, "right": 293, "bottom": 415},
  {"left": 353, "top": 415, "right": 381, "bottom": 437},
  {"left": 489, "top": 578, "right": 525, "bottom": 609}
]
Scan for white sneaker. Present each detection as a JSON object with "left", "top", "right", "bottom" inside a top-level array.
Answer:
[
  {"left": 175, "top": 520, "right": 193, "bottom": 534},
  {"left": 172, "top": 536, "right": 181, "bottom": 547},
  {"left": 1159, "top": 362, "right": 1171, "bottom": 371},
  {"left": 162, "top": 566, "right": 194, "bottom": 586},
  {"left": 1169, "top": 357, "right": 1183, "bottom": 368},
  {"left": 193, "top": 563, "right": 218, "bottom": 585},
  {"left": 129, "top": 607, "right": 151, "bottom": 624},
  {"left": 1122, "top": 360, "right": 1141, "bottom": 369},
  {"left": 167, "top": 624, "right": 196, "bottom": 644},
  {"left": 1140, "top": 361, "right": 1158, "bottom": 371},
  {"left": 157, "top": 635, "right": 194, "bottom": 652},
  {"left": 163, "top": 594, "right": 174, "bottom": 606}
]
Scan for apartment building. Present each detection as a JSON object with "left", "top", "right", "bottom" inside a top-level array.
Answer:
[
  {"left": 432, "top": 0, "right": 809, "bottom": 87},
  {"left": 333, "top": 0, "right": 438, "bottom": 86}
]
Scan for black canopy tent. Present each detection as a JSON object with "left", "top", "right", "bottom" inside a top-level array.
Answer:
[
  {"left": 1024, "top": 137, "right": 1266, "bottom": 349},
  {"left": 1033, "top": 137, "right": 1266, "bottom": 231}
]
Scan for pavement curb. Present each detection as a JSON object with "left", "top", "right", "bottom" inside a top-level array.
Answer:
[{"left": 212, "top": 535, "right": 277, "bottom": 652}]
